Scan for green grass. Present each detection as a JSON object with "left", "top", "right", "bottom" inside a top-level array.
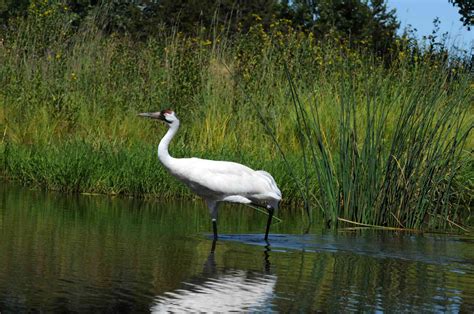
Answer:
[
  {"left": 0, "top": 13, "right": 472, "bottom": 230},
  {"left": 284, "top": 62, "right": 473, "bottom": 230}
]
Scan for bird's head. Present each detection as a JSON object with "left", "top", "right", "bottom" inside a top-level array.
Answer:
[{"left": 138, "top": 109, "right": 179, "bottom": 126}]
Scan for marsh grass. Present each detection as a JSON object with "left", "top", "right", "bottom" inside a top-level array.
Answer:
[
  {"left": 284, "top": 60, "right": 473, "bottom": 229},
  {"left": 0, "top": 9, "right": 472, "bottom": 229}
]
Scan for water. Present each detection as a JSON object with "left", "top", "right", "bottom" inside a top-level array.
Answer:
[{"left": 1, "top": 184, "right": 473, "bottom": 312}]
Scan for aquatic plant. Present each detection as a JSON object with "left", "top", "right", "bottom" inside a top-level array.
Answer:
[{"left": 283, "top": 60, "right": 472, "bottom": 230}]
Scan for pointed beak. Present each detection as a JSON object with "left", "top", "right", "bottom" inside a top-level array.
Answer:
[{"left": 138, "top": 112, "right": 161, "bottom": 119}]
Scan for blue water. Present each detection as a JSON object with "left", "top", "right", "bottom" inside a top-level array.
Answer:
[{"left": 1, "top": 184, "right": 473, "bottom": 312}]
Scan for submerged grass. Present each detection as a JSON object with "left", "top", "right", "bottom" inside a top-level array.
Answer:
[{"left": 0, "top": 11, "right": 472, "bottom": 230}]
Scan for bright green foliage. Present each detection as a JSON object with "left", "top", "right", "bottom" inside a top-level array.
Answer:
[
  {"left": 0, "top": 7, "right": 472, "bottom": 230},
  {"left": 285, "top": 62, "right": 472, "bottom": 229}
]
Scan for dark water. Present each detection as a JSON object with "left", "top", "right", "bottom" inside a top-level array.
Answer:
[{"left": 1, "top": 184, "right": 473, "bottom": 312}]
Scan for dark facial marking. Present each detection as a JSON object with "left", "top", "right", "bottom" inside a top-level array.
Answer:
[{"left": 160, "top": 109, "right": 173, "bottom": 123}]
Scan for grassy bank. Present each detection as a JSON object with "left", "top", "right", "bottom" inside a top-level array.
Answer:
[{"left": 1, "top": 12, "right": 472, "bottom": 229}]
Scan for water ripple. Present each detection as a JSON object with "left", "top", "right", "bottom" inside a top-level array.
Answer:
[{"left": 151, "top": 270, "right": 277, "bottom": 313}]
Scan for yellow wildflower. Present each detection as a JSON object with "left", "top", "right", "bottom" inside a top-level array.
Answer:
[{"left": 252, "top": 14, "right": 262, "bottom": 22}]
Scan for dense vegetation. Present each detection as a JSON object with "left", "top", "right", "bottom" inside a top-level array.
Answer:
[{"left": 0, "top": 1, "right": 473, "bottom": 230}]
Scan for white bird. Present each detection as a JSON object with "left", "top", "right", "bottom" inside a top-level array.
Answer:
[
  {"left": 138, "top": 109, "right": 282, "bottom": 240},
  {"left": 150, "top": 270, "right": 277, "bottom": 313}
]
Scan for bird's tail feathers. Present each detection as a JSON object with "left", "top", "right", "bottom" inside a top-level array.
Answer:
[{"left": 256, "top": 170, "right": 282, "bottom": 200}]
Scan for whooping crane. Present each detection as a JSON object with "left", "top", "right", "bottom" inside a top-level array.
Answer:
[{"left": 138, "top": 109, "right": 282, "bottom": 240}]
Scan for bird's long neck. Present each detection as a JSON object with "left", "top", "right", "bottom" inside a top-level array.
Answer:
[{"left": 158, "top": 121, "right": 179, "bottom": 168}]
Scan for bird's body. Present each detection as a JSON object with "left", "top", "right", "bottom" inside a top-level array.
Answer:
[
  {"left": 139, "top": 109, "right": 281, "bottom": 240},
  {"left": 163, "top": 157, "right": 281, "bottom": 208}
]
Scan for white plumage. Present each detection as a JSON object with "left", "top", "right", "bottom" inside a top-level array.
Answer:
[
  {"left": 150, "top": 270, "right": 276, "bottom": 313},
  {"left": 139, "top": 109, "right": 282, "bottom": 240}
]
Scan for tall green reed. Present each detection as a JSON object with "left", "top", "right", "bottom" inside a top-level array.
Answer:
[{"left": 284, "top": 56, "right": 472, "bottom": 230}]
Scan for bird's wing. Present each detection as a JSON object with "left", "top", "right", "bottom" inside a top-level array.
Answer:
[{"left": 170, "top": 158, "right": 276, "bottom": 199}]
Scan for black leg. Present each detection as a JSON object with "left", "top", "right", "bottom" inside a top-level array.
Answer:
[
  {"left": 210, "top": 239, "right": 217, "bottom": 253},
  {"left": 263, "top": 243, "right": 271, "bottom": 273},
  {"left": 203, "top": 240, "right": 217, "bottom": 276},
  {"left": 212, "top": 219, "right": 218, "bottom": 240},
  {"left": 264, "top": 207, "right": 274, "bottom": 241}
]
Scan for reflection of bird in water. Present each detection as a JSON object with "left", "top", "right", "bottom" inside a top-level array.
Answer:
[
  {"left": 138, "top": 109, "right": 282, "bottom": 240},
  {"left": 150, "top": 241, "right": 276, "bottom": 313}
]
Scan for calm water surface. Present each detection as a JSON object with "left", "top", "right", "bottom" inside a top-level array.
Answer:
[{"left": 1, "top": 184, "right": 473, "bottom": 312}]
